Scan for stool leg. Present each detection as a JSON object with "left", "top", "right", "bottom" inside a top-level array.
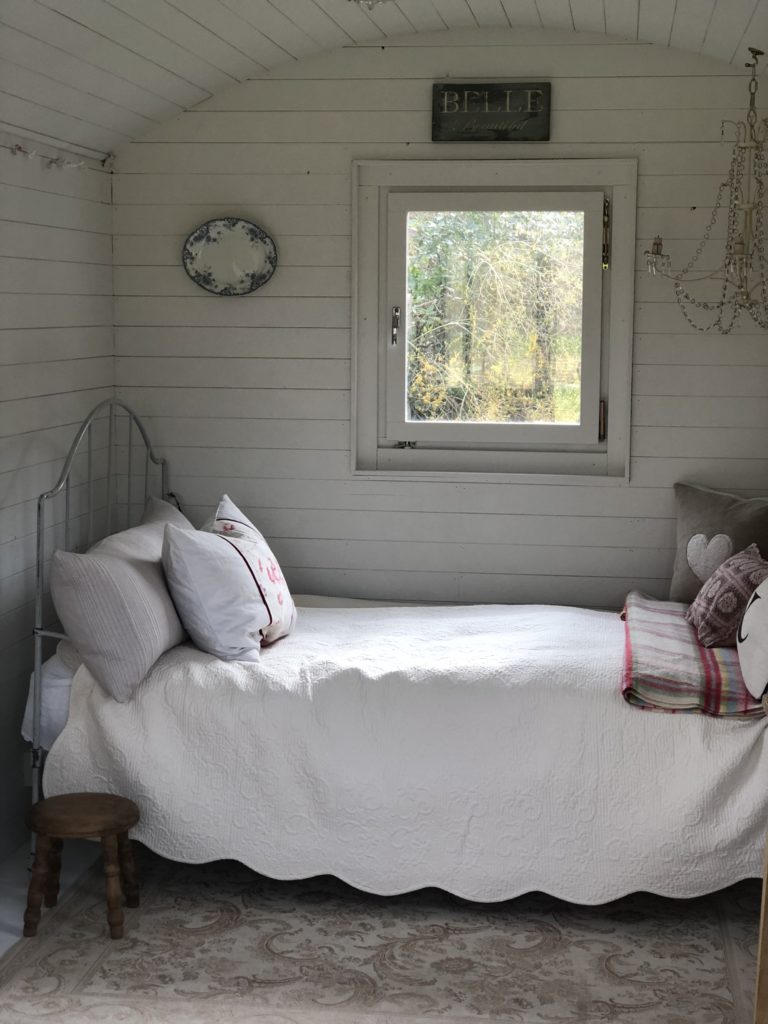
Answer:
[
  {"left": 117, "top": 832, "right": 139, "bottom": 908},
  {"left": 24, "top": 834, "right": 52, "bottom": 937},
  {"left": 44, "top": 838, "right": 63, "bottom": 908},
  {"left": 101, "top": 835, "right": 125, "bottom": 939}
]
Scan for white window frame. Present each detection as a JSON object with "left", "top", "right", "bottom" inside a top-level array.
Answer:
[
  {"left": 386, "top": 191, "right": 604, "bottom": 447},
  {"left": 352, "top": 159, "right": 637, "bottom": 481}
]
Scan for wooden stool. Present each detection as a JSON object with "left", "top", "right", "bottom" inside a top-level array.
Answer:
[{"left": 24, "top": 793, "right": 140, "bottom": 940}]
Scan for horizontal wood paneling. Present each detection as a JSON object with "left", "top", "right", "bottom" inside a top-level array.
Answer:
[
  {"left": 285, "top": 567, "right": 669, "bottom": 606},
  {"left": 115, "top": 356, "right": 348, "bottom": 390},
  {"left": 5, "top": 2, "right": 768, "bottom": 156},
  {"left": 167, "top": 475, "right": 681, "bottom": 518},
  {"left": 180, "top": 503, "right": 676, "bottom": 548},
  {"left": 114, "top": 266, "right": 349, "bottom": 299},
  {"left": 114, "top": 297, "right": 349, "bottom": 330},
  {"left": 0, "top": 221, "right": 112, "bottom": 264},
  {"left": 266, "top": 41, "right": 734, "bottom": 80},
  {"left": 0, "top": 137, "right": 113, "bottom": 860},
  {"left": 2, "top": 182, "right": 112, "bottom": 234},
  {"left": 115, "top": 327, "right": 349, "bottom": 359},
  {"left": 116, "top": 141, "right": 734, "bottom": 177},
  {"left": 267, "top": 536, "right": 675, "bottom": 578},
  {"left": 118, "top": 386, "right": 348, "bottom": 421},
  {"left": 0, "top": 257, "right": 113, "bottom": 296},
  {"left": 112, "top": 204, "right": 348, "bottom": 237},
  {"left": 138, "top": 107, "right": 747, "bottom": 145},
  {"left": 197, "top": 75, "right": 751, "bottom": 112},
  {"left": 0, "top": 327, "right": 113, "bottom": 367},
  {"left": 632, "top": 396, "right": 768, "bottom": 428},
  {"left": 114, "top": 234, "right": 350, "bottom": 268},
  {"left": 114, "top": 31, "right": 768, "bottom": 618}
]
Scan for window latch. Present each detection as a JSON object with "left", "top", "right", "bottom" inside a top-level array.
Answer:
[{"left": 391, "top": 305, "right": 401, "bottom": 345}]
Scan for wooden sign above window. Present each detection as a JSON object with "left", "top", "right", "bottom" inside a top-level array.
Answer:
[{"left": 432, "top": 82, "right": 551, "bottom": 142}]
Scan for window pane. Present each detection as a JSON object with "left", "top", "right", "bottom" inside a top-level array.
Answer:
[{"left": 405, "top": 210, "right": 585, "bottom": 426}]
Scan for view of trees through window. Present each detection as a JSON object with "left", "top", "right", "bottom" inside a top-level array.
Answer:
[{"left": 405, "top": 209, "right": 585, "bottom": 426}]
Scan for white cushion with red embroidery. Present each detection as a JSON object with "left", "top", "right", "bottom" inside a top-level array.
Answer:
[
  {"left": 161, "top": 496, "right": 296, "bottom": 662},
  {"left": 205, "top": 494, "right": 296, "bottom": 646}
]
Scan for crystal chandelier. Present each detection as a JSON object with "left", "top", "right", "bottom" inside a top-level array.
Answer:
[
  {"left": 645, "top": 47, "right": 768, "bottom": 333},
  {"left": 348, "top": 0, "right": 391, "bottom": 9}
]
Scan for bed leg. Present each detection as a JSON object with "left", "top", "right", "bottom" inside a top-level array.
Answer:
[{"left": 755, "top": 836, "right": 768, "bottom": 1023}]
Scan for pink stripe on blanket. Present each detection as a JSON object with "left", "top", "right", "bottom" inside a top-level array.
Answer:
[{"left": 621, "top": 590, "right": 762, "bottom": 718}]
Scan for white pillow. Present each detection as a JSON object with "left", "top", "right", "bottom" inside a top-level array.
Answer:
[
  {"left": 162, "top": 496, "right": 296, "bottom": 660},
  {"left": 203, "top": 494, "right": 296, "bottom": 646},
  {"left": 736, "top": 578, "right": 768, "bottom": 700},
  {"left": 50, "top": 498, "right": 194, "bottom": 702}
]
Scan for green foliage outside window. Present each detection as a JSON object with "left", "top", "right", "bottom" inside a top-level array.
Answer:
[{"left": 406, "top": 209, "right": 584, "bottom": 426}]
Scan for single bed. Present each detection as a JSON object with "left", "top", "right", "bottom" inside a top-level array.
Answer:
[{"left": 30, "top": 400, "right": 768, "bottom": 905}]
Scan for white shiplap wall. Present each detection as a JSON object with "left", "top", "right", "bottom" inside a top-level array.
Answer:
[
  {"left": 114, "top": 29, "right": 768, "bottom": 608},
  {"left": 4, "top": 1, "right": 768, "bottom": 158},
  {"left": 0, "top": 135, "right": 112, "bottom": 858}
]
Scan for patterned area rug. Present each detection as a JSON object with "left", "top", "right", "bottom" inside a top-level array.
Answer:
[{"left": 0, "top": 850, "right": 760, "bottom": 1024}]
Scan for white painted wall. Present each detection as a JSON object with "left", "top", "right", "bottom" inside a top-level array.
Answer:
[
  {"left": 0, "top": 135, "right": 112, "bottom": 857},
  {"left": 3, "top": 1, "right": 766, "bottom": 159},
  {"left": 113, "top": 28, "right": 768, "bottom": 609}
]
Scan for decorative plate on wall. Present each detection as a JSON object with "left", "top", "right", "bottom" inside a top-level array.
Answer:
[{"left": 182, "top": 218, "right": 277, "bottom": 295}]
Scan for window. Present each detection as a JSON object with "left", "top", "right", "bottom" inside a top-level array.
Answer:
[{"left": 353, "top": 160, "right": 637, "bottom": 479}]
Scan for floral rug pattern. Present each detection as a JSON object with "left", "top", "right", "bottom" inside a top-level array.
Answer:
[{"left": 0, "top": 851, "right": 759, "bottom": 1023}]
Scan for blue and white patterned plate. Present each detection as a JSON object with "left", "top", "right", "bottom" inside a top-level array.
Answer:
[{"left": 182, "top": 218, "right": 277, "bottom": 296}]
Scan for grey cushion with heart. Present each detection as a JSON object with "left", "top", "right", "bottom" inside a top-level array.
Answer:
[{"left": 670, "top": 482, "right": 768, "bottom": 603}]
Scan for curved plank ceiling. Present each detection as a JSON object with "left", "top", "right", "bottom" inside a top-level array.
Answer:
[{"left": 1, "top": 0, "right": 767, "bottom": 159}]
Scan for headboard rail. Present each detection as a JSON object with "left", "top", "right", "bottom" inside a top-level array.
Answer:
[{"left": 31, "top": 399, "right": 169, "bottom": 805}]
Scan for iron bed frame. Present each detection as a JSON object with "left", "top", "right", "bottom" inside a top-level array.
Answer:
[{"left": 31, "top": 398, "right": 170, "bottom": 808}]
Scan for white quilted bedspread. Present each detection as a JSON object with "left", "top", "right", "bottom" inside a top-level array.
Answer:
[{"left": 44, "top": 603, "right": 768, "bottom": 903}]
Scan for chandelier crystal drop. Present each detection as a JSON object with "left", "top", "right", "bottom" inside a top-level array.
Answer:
[{"left": 645, "top": 47, "right": 768, "bottom": 333}]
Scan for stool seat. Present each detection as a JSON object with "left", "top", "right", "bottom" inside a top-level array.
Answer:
[
  {"left": 28, "top": 793, "right": 139, "bottom": 838},
  {"left": 25, "top": 792, "right": 140, "bottom": 940}
]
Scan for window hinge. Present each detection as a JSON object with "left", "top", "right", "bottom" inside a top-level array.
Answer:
[
  {"left": 394, "top": 440, "right": 416, "bottom": 449},
  {"left": 602, "top": 197, "right": 611, "bottom": 270},
  {"left": 598, "top": 399, "right": 607, "bottom": 442}
]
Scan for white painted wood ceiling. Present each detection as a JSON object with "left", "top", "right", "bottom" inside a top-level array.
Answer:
[{"left": 2, "top": 0, "right": 768, "bottom": 158}]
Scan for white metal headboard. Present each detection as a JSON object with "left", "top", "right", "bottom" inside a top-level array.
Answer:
[{"left": 31, "top": 398, "right": 170, "bottom": 804}]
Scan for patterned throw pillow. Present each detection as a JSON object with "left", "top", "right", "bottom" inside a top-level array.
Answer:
[
  {"left": 205, "top": 495, "right": 297, "bottom": 647},
  {"left": 685, "top": 544, "right": 768, "bottom": 648}
]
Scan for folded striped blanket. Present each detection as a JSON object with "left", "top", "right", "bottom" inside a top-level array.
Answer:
[{"left": 621, "top": 590, "right": 763, "bottom": 717}]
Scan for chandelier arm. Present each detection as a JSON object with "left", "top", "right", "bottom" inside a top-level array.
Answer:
[
  {"left": 673, "top": 270, "right": 742, "bottom": 333},
  {"left": 674, "top": 180, "right": 728, "bottom": 278},
  {"left": 653, "top": 268, "right": 735, "bottom": 284}
]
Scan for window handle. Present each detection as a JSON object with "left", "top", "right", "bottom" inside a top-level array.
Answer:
[{"left": 391, "top": 305, "right": 401, "bottom": 346}]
